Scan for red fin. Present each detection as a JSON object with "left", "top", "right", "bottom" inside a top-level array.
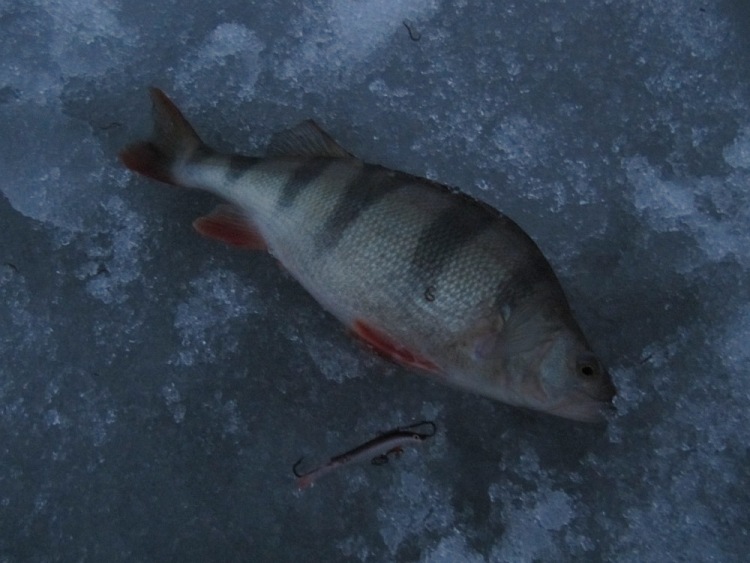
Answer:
[
  {"left": 120, "top": 142, "right": 177, "bottom": 185},
  {"left": 193, "top": 205, "right": 267, "bottom": 250},
  {"left": 352, "top": 320, "right": 439, "bottom": 373}
]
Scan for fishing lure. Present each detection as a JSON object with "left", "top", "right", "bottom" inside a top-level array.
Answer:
[{"left": 292, "top": 421, "right": 437, "bottom": 489}]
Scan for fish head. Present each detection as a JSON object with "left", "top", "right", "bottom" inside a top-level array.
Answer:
[
  {"left": 468, "top": 302, "right": 616, "bottom": 422},
  {"left": 531, "top": 329, "right": 616, "bottom": 422}
]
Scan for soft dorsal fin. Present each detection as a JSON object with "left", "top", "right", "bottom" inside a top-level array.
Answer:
[{"left": 266, "top": 119, "right": 354, "bottom": 158}]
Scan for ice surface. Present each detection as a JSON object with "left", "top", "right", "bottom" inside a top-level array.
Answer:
[
  {"left": 175, "top": 23, "right": 264, "bottom": 103},
  {"left": 170, "top": 268, "right": 264, "bottom": 366},
  {"left": 279, "top": 0, "right": 440, "bottom": 87},
  {"left": 724, "top": 126, "right": 750, "bottom": 169},
  {"left": 2, "top": 0, "right": 750, "bottom": 561}
]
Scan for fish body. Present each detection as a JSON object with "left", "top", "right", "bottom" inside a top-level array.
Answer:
[
  {"left": 293, "top": 422, "right": 436, "bottom": 489},
  {"left": 121, "top": 88, "right": 616, "bottom": 422}
]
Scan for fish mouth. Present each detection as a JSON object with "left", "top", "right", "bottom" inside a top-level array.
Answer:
[
  {"left": 547, "top": 390, "right": 616, "bottom": 423},
  {"left": 597, "top": 376, "right": 618, "bottom": 403}
]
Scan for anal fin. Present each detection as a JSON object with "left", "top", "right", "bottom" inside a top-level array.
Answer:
[
  {"left": 193, "top": 205, "right": 267, "bottom": 251},
  {"left": 352, "top": 320, "right": 439, "bottom": 373}
]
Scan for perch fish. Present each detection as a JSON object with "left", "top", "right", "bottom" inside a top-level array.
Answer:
[{"left": 120, "top": 88, "right": 616, "bottom": 422}]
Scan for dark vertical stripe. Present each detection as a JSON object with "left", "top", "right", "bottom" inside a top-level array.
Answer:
[
  {"left": 315, "top": 165, "right": 402, "bottom": 252},
  {"left": 494, "top": 255, "right": 562, "bottom": 312},
  {"left": 225, "top": 155, "right": 262, "bottom": 182},
  {"left": 411, "top": 200, "right": 495, "bottom": 282},
  {"left": 277, "top": 158, "right": 331, "bottom": 209}
]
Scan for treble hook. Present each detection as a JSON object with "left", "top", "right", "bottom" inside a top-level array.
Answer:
[
  {"left": 292, "top": 457, "right": 307, "bottom": 478},
  {"left": 402, "top": 20, "right": 422, "bottom": 41},
  {"left": 371, "top": 454, "right": 389, "bottom": 466}
]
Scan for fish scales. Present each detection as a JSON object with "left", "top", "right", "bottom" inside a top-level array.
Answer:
[
  {"left": 191, "top": 152, "right": 499, "bottom": 351},
  {"left": 276, "top": 159, "right": 333, "bottom": 209},
  {"left": 217, "top": 159, "right": 458, "bottom": 333},
  {"left": 332, "top": 185, "right": 495, "bottom": 329},
  {"left": 314, "top": 164, "right": 404, "bottom": 253},
  {"left": 120, "top": 88, "right": 616, "bottom": 422},
  {"left": 297, "top": 176, "right": 477, "bottom": 334}
]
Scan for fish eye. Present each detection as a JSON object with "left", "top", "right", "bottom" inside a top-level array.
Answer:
[{"left": 576, "top": 357, "right": 598, "bottom": 378}]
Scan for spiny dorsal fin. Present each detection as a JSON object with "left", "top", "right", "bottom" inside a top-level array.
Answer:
[{"left": 266, "top": 120, "right": 354, "bottom": 158}]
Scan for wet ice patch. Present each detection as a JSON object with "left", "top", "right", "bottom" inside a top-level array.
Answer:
[
  {"left": 492, "top": 115, "right": 550, "bottom": 168},
  {"left": 171, "top": 268, "right": 264, "bottom": 366},
  {"left": 626, "top": 156, "right": 750, "bottom": 266},
  {"left": 0, "top": 262, "right": 57, "bottom": 362},
  {"left": 0, "top": 0, "right": 138, "bottom": 249},
  {"left": 0, "top": 1, "right": 136, "bottom": 103},
  {"left": 700, "top": 305, "right": 750, "bottom": 447},
  {"left": 490, "top": 490, "right": 575, "bottom": 561},
  {"left": 176, "top": 23, "right": 264, "bottom": 102},
  {"left": 633, "top": 0, "right": 732, "bottom": 61},
  {"left": 720, "top": 305, "right": 750, "bottom": 372},
  {"left": 38, "top": 371, "right": 119, "bottom": 449},
  {"left": 368, "top": 78, "right": 411, "bottom": 99},
  {"left": 377, "top": 471, "right": 454, "bottom": 556},
  {"left": 614, "top": 463, "right": 727, "bottom": 561},
  {"left": 723, "top": 125, "right": 750, "bottom": 170},
  {"left": 75, "top": 196, "right": 147, "bottom": 304},
  {"left": 600, "top": 307, "right": 748, "bottom": 562},
  {"left": 303, "top": 329, "right": 364, "bottom": 383},
  {"left": 219, "top": 397, "right": 241, "bottom": 435},
  {"left": 336, "top": 535, "right": 370, "bottom": 561},
  {"left": 45, "top": 0, "right": 138, "bottom": 78},
  {"left": 161, "top": 382, "right": 186, "bottom": 423},
  {"left": 0, "top": 105, "right": 115, "bottom": 231},
  {"left": 627, "top": 157, "right": 696, "bottom": 223},
  {"left": 420, "top": 535, "right": 484, "bottom": 563},
  {"left": 280, "top": 0, "right": 439, "bottom": 87},
  {"left": 490, "top": 447, "right": 583, "bottom": 560}
]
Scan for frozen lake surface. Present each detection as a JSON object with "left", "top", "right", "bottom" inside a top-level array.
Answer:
[{"left": 1, "top": 1, "right": 749, "bottom": 561}]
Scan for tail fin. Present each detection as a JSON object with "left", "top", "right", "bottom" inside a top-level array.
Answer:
[{"left": 119, "top": 88, "right": 205, "bottom": 186}]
